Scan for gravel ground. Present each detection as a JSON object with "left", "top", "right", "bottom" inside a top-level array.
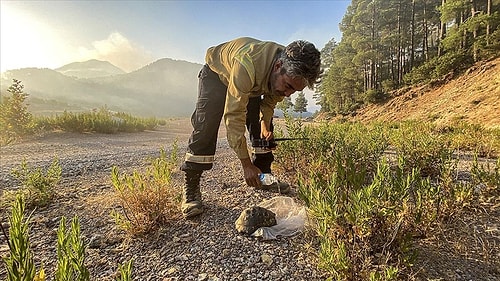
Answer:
[
  {"left": 0, "top": 118, "right": 325, "bottom": 281},
  {"left": 0, "top": 118, "right": 499, "bottom": 280}
]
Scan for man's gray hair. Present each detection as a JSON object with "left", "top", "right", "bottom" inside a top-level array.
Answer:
[{"left": 278, "top": 40, "right": 322, "bottom": 89}]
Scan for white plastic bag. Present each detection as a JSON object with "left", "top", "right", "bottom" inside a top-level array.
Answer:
[{"left": 251, "top": 196, "right": 308, "bottom": 240}]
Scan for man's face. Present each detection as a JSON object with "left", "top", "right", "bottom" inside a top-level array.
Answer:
[{"left": 270, "top": 61, "right": 306, "bottom": 97}]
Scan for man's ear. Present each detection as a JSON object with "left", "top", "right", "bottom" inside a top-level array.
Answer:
[{"left": 274, "top": 60, "right": 282, "bottom": 71}]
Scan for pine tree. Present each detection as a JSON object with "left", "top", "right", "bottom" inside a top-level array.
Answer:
[
  {"left": 317, "top": 0, "right": 499, "bottom": 116},
  {"left": 293, "top": 91, "right": 308, "bottom": 114},
  {"left": 0, "top": 79, "right": 34, "bottom": 142},
  {"left": 277, "top": 96, "right": 293, "bottom": 114}
]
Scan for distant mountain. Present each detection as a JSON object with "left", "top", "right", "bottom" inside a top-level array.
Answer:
[
  {"left": 56, "top": 59, "right": 126, "bottom": 78},
  {"left": 0, "top": 59, "right": 202, "bottom": 117}
]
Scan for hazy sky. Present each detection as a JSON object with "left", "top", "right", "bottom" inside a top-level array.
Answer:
[{"left": 1, "top": 0, "right": 350, "bottom": 73}]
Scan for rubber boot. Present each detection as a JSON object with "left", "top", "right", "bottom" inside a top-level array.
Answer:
[{"left": 181, "top": 170, "right": 203, "bottom": 218}]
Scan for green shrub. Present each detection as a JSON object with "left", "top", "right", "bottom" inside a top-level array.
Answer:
[
  {"left": 55, "top": 217, "right": 90, "bottom": 281},
  {"left": 39, "top": 107, "right": 159, "bottom": 134},
  {"left": 275, "top": 120, "right": 482, "bottom": 280},
  {"left": 2, "top": 196, "right": 133, "bottom": 280},
  {"left": 8, "top": 158, "right": 62, "bottom": 208},
  {"left": 381, "top": 79, "right": 397, "bottom": 93},
  {"left": 403, "top": 51, "right": 472, "bottom": 85},
  {"left": 299, "top": 157, "right": 430, "bottom": 280},
  {"left": 111, "top": 145, "right": 181, "bottom": 236},
  {"left": 0, "top": 79, "right": 34, "bottom": 145},
  {"left": 365, "top": 89, "right": 388, "bottom": 104},
  {"left": 275, "top": 118, "right": 388, "bottom": 182},
  {"left": 433, "top": 51, "right": 472, "bottom": 77},
  {"left": 116, "top": 259, "right": 134, "bottom": 281},
  {"left": 1, "top": 195, "right": 43, "bottom": 281},
  {"left": 388, "top": 121, "right": 453, "bottom": 178},
  {"left": 438, "top": 121, "right": 500, "bottom": 157},
  {"left": 471, "top": 155, "right": 500, "bottom": 189}
]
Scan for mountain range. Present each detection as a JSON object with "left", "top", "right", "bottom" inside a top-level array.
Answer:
[{"left": 0, "top": 59, "right": 203, "bottom": 117}]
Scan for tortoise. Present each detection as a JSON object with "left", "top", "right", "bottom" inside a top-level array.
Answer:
[{"left": 235, "top": 206, "right": 277, "bottom": 235}]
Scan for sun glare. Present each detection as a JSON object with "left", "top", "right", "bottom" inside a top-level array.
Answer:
[{"left": 0, "top": 3, "right": 74, "bottom": 72}]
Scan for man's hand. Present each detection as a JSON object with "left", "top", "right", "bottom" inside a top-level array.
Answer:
[
  {"left": 260, "top": 120, "right": 273, "bottom": 140},
  {"left": 240, "top": 158, "right": 262, "bottom": 187}
]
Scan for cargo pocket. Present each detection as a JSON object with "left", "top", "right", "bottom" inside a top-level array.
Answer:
[{"left": 193, "top": 97, "right": 208, "bottom": 131}]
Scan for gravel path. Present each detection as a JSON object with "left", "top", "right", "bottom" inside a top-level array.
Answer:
[
  {"left": 1, "top": 118, "right": 499, "bottom": 280},
  {"left": 0, "top": 118, "right": 325, "bottom": 281}
]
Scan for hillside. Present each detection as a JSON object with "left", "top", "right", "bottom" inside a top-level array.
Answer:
[
  {"left": 55, "top": 59, "right": 126, "bottom": 78},
  {"left": 352, "top": 57, "right": 500, "bottom": 129},
  {"left": 0, "top": 59, "right": 202, "bottom": 117}
]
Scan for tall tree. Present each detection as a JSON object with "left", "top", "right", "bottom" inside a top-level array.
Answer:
[
  {"left": 321, "top": 38, "right": 337, "bottom": 69},
  {"left": 438, "top": 0, "right": 447, "bottom": 56},
  {"left": 293, "top": 91, "right": 308, "bottom": 114},
  {"left": 318, "top": 0, "right": 499, "bottom": 116},
  {"left": 276, "top": 97, "right": 293, "bottom": 114},
  {"left": 0, "top": 79, "right": 34, "bottom": 140}
]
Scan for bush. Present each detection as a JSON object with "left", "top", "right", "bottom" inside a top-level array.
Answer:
[
  {"left": 55, "top": 217, "right": 90, "bottom": 281},
  {"left": 438, "top": 121, "right": 500, "bottom": 157},
  {"left": 111, "top": 145, "right": 181, "bottom": 236},
  {"left": 404, "top": 51, "right": 472, "bottom": 85},
  {"left": 275, "top": 120, "right": 482, "bottom": 280},
  {"left": 365, "top": 89, "right": 388, "bottom": 104},
  {"left": 388, "top": 121, "right": 453, "bottom": 178},
  {"left": 1, "top": 195, "right": 133, "bottom": 280},
  {"left": 0, "top": 79, "right": 34, "bottom": 145},
  {"left": 1, "top": 195, "right": 41, "bottom": 281},
  {"left": 46, "top": 108, "right": 159, "bottom": 134},
  {"left": 7, "top": 158, "right": 62, "bottom": 208}
]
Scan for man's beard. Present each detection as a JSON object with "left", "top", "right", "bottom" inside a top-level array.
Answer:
[{"left": 271, "top": 89, "right": 285, "bottom": 96}]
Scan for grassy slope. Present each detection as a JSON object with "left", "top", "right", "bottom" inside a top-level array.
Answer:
[{"left": 353, "top": 57, "right": 500, "bottom": 129}]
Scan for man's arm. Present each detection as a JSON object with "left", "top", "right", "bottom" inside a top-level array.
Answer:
[
  {"left": 223, "top": 61, "right": 263, "bottom": 187},
  {"left": 260, "top": 95, "right": 283, "bottom": 141},
  {"left": 240, "top": 157, "right": 262, "bottom": 187}
]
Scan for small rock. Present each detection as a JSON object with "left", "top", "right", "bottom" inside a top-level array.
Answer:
[
  {"left": 88, "top": 234, "right": 104, "bottom": 249},
  {"left": 0, "top": 244, "right": 9, "bottom": 252},
  {"left": 261, "top": 253, "right": 273, "bottom": 266},
  {"left": 1, "top": 222, "right": 9, "bottom": 231},
  {"left": 165, "top": 266, "right": 177, "bottom": 275},
  {"left": 176, "top": 254, "right": 189, "bottom": 261}
]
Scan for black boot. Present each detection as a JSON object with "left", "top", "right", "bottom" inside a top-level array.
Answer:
[{"left": 182, "top": 170, "right": 203, "bottom": 218}]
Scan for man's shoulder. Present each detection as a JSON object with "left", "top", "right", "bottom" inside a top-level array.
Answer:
[
  {"left": 232, "top": 37, "right": 262, "bottom": 44},
  {"left": 230, "top": 37, "right": 284, "bottom": 48}
]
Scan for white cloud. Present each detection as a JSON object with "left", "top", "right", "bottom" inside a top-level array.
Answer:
[{"left": 77, "top": 32, "right": 154, "bottom": 72}]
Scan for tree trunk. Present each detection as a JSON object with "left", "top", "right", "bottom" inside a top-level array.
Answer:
[
  {"left": 397, "top": 0, "right": 403, "bottom": 84},
  {"left": 471, "top": 0, "right": 478, "bottom": 61},
  {"left": 410, "top": 0, "right": 416, "bottom": 69},
  {"left": 460, "top": 7, "right": 466, "bottom": 50},
  {"left": 487, "top": 0, "right": 491, "bottom": 45},
  {"left": 438, "top": 0, "right": 447, "bottom": 56},
  {"left": 423, "top": 0, "right": 429, "bottom": 61},
  {"left": 370, "top": 1, "right": 377, "bottom": 91}
]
